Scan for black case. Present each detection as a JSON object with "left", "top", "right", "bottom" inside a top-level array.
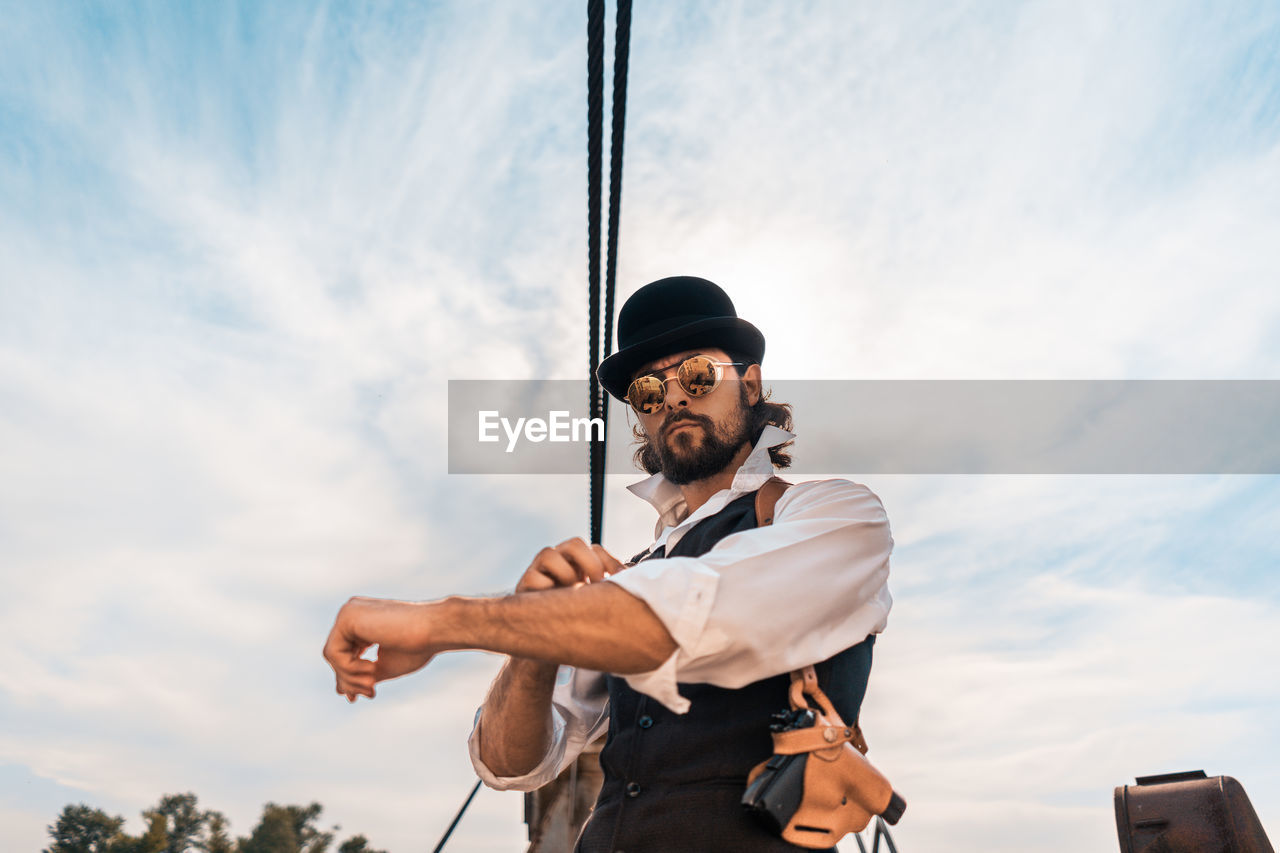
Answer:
[
  {"left": 741, "top": 752, "right": 809, "bottom": 834},
  {"left": 1114, "top": 770, "right": 1274, "bottom": 853}
]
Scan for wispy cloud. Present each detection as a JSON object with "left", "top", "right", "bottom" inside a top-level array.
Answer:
[{"left": 2, "top": 1, "right": 1278, "bottom": 851}]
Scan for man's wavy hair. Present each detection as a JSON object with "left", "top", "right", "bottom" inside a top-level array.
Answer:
[{"left": 629, "top": 347, "right": 794, "bottom": 475}]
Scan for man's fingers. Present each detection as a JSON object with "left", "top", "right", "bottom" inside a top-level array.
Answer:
[
  {"left": 558, "top": 537, "right": 607, "bottom": 583},
  {"left": 519, "top": 542, "right": 620, "bottom": 592},
  {"left": 331, "top": 650, "right": 375, "bottom": 668},
  {"left": 324, "top": 596, "right": 424, "bottom": 703},
  {"left": 323, "top": 608, "right": 372, "bottom": 667},
  {"left": 331, "top": 656, "right": 376, "bottom": 680},
  {"left": 322, "top": 633, "right": 343, "bottom": 666},
  {"left": 330, "top": 638, "right": 378, "bottom": 703},
  {"left": 533, "top": 548, "right": 580, "bottom": 587},
  {"left": 337, "top": 673, "right": 375, "bottom": 699},
  {"left": 591, "top": 543, "right": 626, "bottom": 575}
]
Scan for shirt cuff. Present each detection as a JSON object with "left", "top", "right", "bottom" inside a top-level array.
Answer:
[
  {"left": 467, "top": 705, "right": 567, "bottom": 792},
  {"left": 605, "top": 556, "right": 721, "bottom": 714}
]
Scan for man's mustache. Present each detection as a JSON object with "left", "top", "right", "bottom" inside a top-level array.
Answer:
[{"left": 663, "top": 415, "right": 707, "bottom": 436}]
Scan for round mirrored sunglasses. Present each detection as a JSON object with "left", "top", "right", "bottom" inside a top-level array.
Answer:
[{"left": 625, "top": 354, "right": 749, "bottom": 415}]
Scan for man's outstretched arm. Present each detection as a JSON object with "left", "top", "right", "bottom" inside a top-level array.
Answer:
[{"left": 322, "top": 579, "right": 677, "bottom": 702}]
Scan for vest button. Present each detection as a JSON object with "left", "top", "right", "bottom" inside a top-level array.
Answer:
[
  {"left": 625, "top": 782, "right": 642, "bottom": 798},
  {"left": 637, "top": 715, "right": 653, "bottom": 729}
]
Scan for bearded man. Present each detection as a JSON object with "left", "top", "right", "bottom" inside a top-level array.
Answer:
[{"left": 323, "top": 276, "right": 895, "bottom": 852}]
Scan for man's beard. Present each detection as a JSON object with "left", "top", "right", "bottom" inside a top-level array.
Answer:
[{"left": 652, "top": 390, "right": 755, "bottom": 485}]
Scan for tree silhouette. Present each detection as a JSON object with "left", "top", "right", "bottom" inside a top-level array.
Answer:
[
  {"left": 238, "top": 801, "right": 335, "bottom": 853},
  {"left": 152, "top": 793, "right": 206, "bottom": 853},
  {"left": 236, "top": 804, "right": 298, "bottom": 853},
  {"left": 47, "top": 795, "right": 380, "bottom": 853},
  {"left": 337, "top": 836, "right": 386, "bottom": 853},
  {"left": 108, "top": 812, "right": 167, "bottom": 853},
  {"left": 196, "top": 812, "right": 234, "bottom": 853},
  {"left": 44, "top": 804, "right": 124, "bottom": 853}
]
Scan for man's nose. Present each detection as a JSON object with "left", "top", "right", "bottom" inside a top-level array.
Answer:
[{"left": 662, "top": 376, "right": 692, "bottom": 408}]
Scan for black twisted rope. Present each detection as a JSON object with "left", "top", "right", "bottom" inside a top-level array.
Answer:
[
  {"left": 430, "top": 779, "right": 480, "bottom": 853},
  {"left": 595, "top": 0, "right": 632, "bottom": 544},
  {"left": 604, "top": 0, "right": 632, "bottom": 347},
  {"left": 587, "top": 0, "right": 606, "bottom": 545}
]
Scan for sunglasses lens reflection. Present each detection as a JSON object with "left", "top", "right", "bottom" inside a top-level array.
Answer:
[
  {"left": 628, "top": 376, "right": 666, "bottom": 414},
  {"left": 678, "top": 356, "right": 718, "bottom": 396},
  {"left": 627, "top": 356, "right": 723, "bottom": 413}
]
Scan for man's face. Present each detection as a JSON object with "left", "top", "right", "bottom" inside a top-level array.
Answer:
[{"left": 630, "top": 347, "right": 759, "bottom": 485}]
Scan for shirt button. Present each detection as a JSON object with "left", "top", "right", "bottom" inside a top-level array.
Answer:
[
  {"left": 626, "top": 782, "right": 642, "bottom": 798},
  {"left": 637, "top": 715, "right": 653, "bottom": 729}
]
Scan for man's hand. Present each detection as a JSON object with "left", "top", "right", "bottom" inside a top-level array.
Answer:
[
  {"left": 516, "top": 537, "right": 627, "bottom": 593},
  {"left": 322, "top": 596, "right": 442, "bottom": 702}
]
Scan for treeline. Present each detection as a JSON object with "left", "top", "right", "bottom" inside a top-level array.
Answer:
[{"left": 43, "top": 793, "right": 386, "bottom": 853}]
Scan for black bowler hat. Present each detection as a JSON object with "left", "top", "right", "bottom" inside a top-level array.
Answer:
[{"left": 596, "top": 276, "right": 766, "bottom": 402}]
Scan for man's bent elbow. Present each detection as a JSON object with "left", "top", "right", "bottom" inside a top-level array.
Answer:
[
  {"left": 478, "top": 753, "right": 540, "bottom": 781},
  {"left": 471, "top": 733, "right": 547, "bottom": 791},
  {"left": 473, "top": 709, "right": 554, "bottom": 780}
]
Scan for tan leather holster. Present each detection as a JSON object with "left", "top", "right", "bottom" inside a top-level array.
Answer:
[{"left": 743, "top": 667, "right": 906, "bottom": 849}]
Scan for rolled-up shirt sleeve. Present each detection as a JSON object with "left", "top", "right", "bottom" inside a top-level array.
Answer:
[
  {"left": 605, "top": 478, "right": 894, "bottom": 714},
  {"left": 467, "top": 664, "right": 610, "bottom": 791}
]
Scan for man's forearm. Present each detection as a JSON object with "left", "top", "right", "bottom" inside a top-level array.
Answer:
[
  {"left": 476, "top": 656, "right": 559, "bottom": 777},
  {"left": 323, "top": 580, "right": 678, "bottom": 704},
  {"left": 435, "top": 582, "right": 677, "bottom": 673}
]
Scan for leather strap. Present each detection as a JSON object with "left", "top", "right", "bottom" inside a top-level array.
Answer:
[
  {"left": 772, "top": 724, "right": 862, "bottom": 755},
  {"left": 788, "top": 668, "right": 870, "bottom": 756},
  {"left": 753, "top": 475, "right": 792, "bottom": 527},
  {"left": 800, "top": 665, "right": 819, "bottom": 693},
  {"left": 789, "top": 667, "right": 840, "bottom": 723},
  {"left": 850, "top": 722, "right": 869, "bottom": 755}
]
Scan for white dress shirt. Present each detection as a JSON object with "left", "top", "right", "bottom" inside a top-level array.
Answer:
[{"left": 468, "top": 424, "right": 894, "bottom": 791}]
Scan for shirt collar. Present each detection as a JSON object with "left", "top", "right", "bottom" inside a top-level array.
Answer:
[{"left": 626, "top": 424, "right": 796, "bottom": 529}]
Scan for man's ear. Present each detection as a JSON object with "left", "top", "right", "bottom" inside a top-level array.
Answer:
[{"left": 742, "top": 364, "right": 762, "bottom": 406}]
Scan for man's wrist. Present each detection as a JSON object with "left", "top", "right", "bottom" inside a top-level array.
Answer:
[
  {"left": 420, "top": 595, "right": 470, "bottom": 652},
  {"left": 425, "top": 594, "right": 543, "bottom": 655},
  {"left": 424, "top": 595, "right": 529, "bottom": 655}
]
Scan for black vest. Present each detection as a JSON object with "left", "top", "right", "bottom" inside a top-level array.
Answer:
[{"left": 574, "top": 488, "right": 876, "bottom": 853}]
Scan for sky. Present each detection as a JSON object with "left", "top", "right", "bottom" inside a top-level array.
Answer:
[{"left": 1, "top": 1, "right": 1279, "bottom": 851}]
